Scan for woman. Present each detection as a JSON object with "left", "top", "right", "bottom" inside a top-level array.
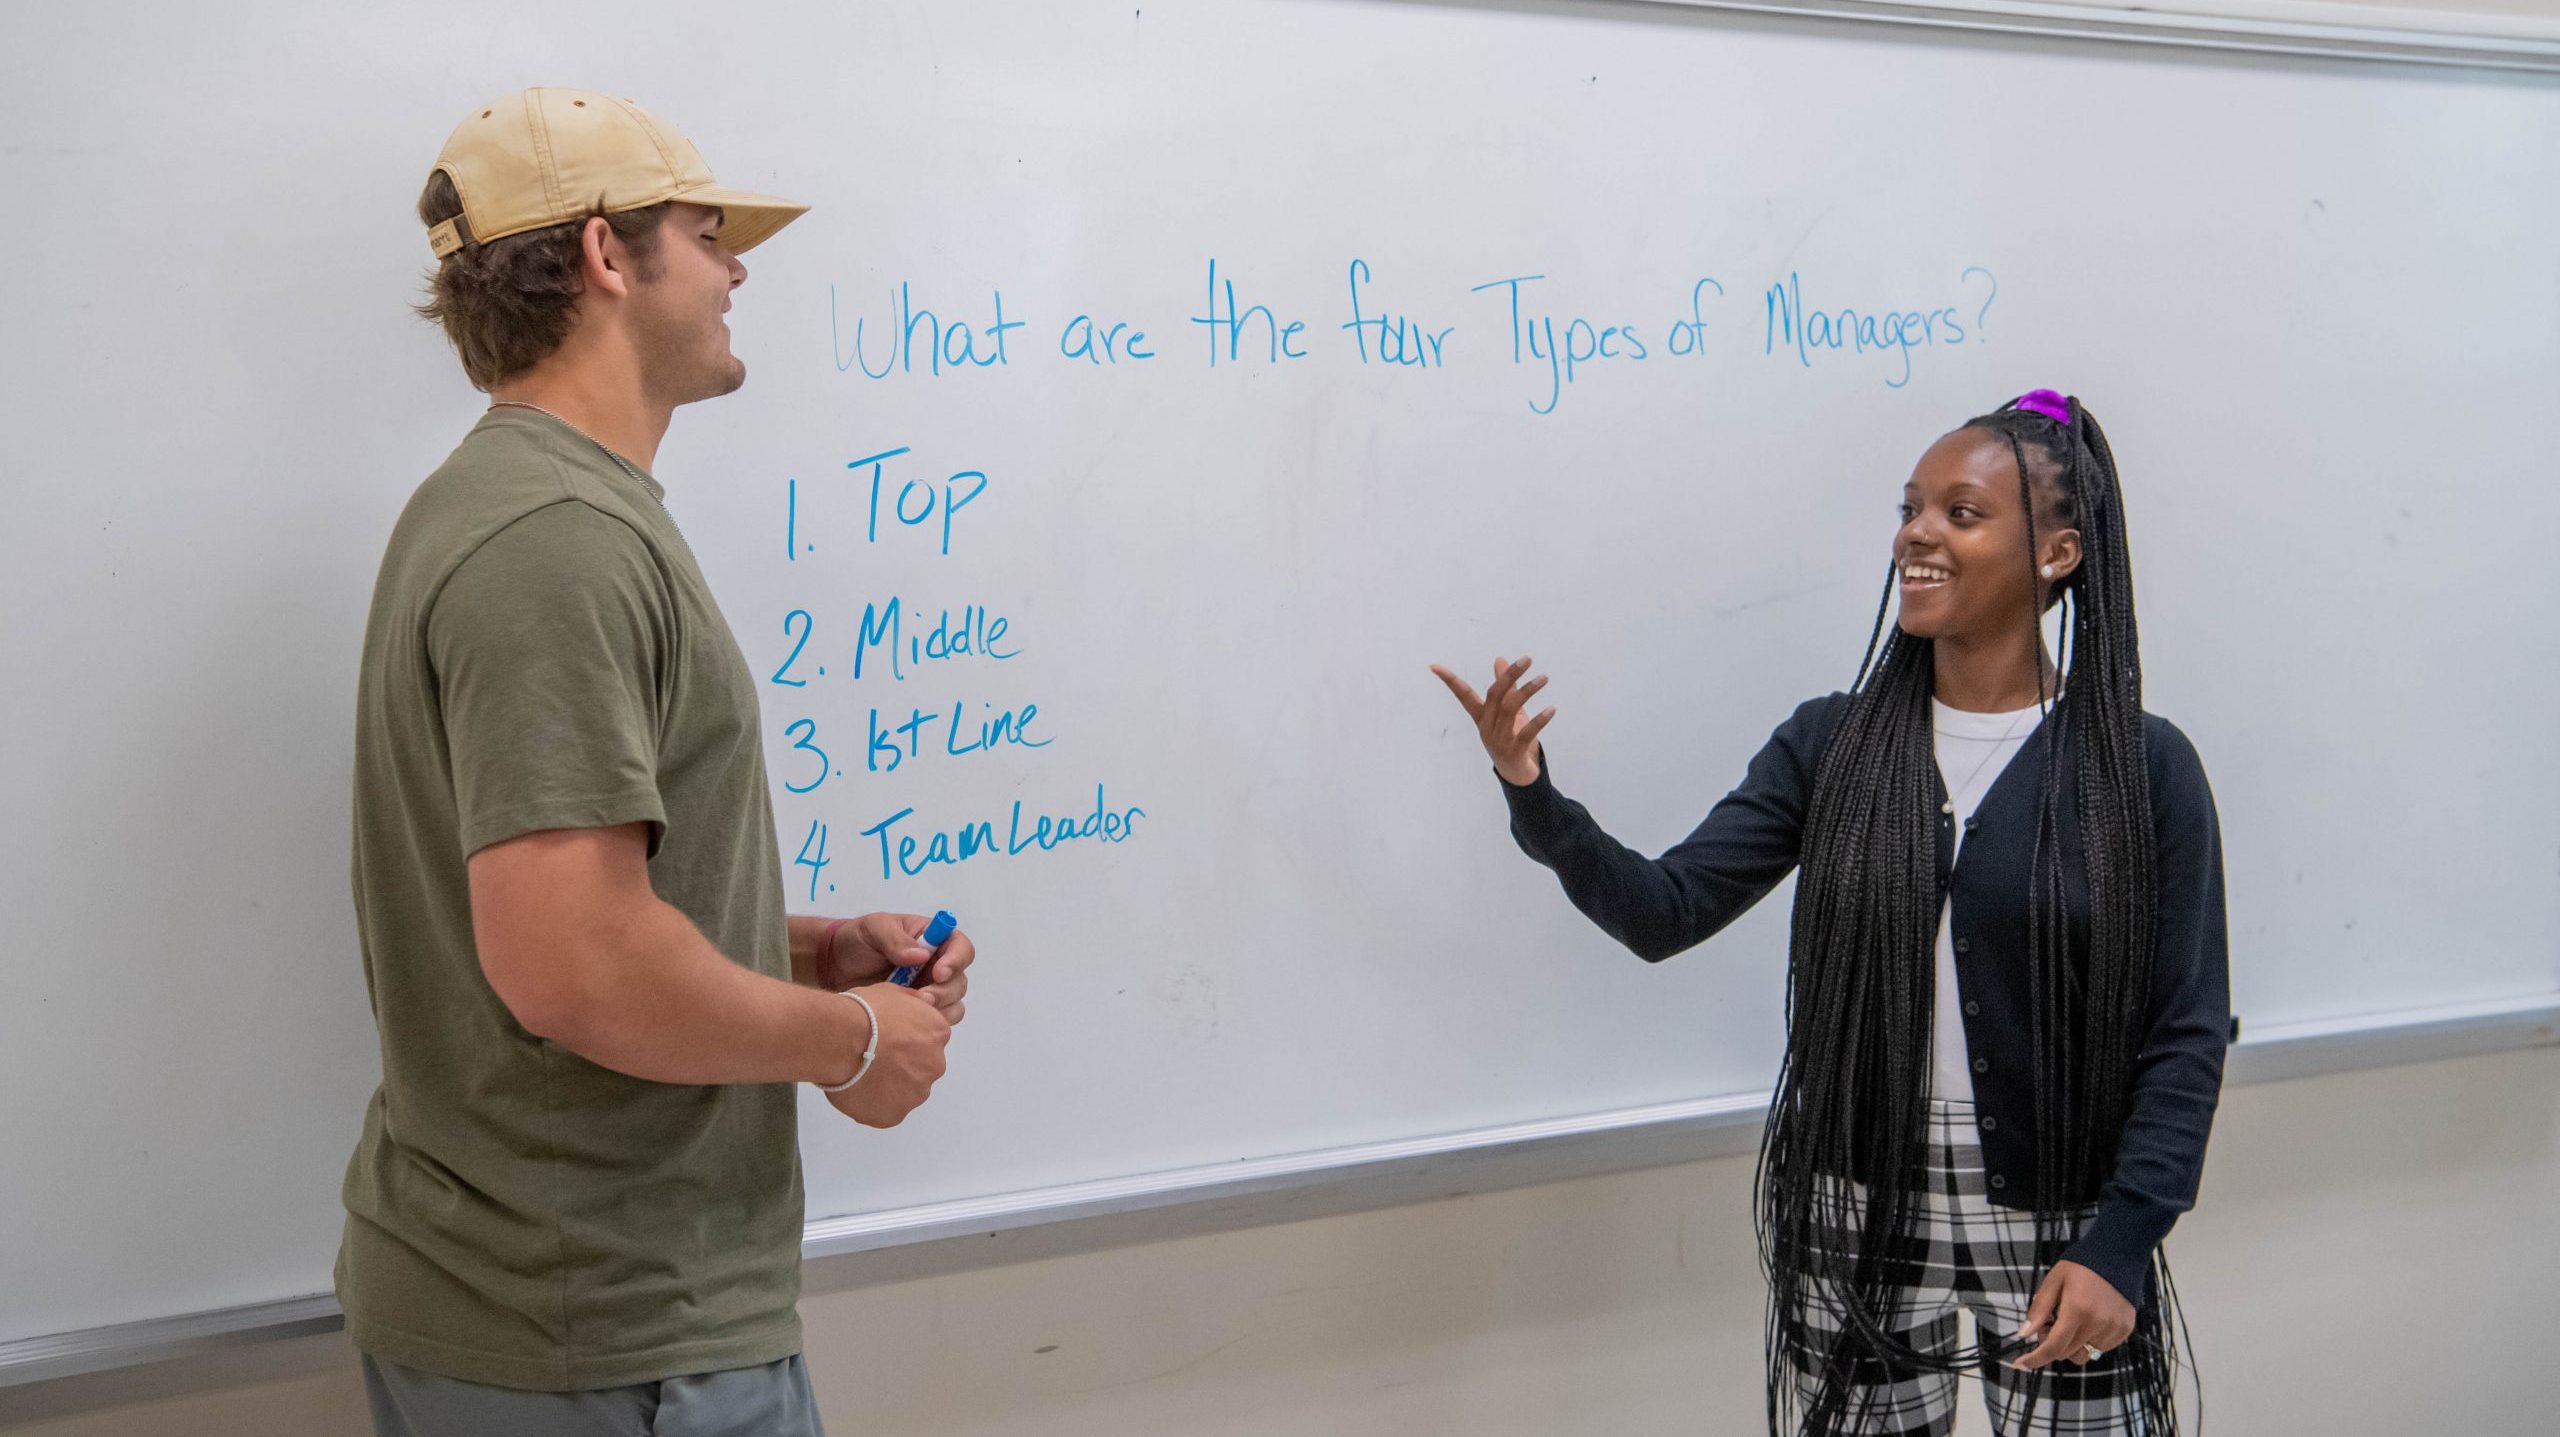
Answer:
[{"left": 1433, "top": 392, "right": 2228, "bottom": 1436}]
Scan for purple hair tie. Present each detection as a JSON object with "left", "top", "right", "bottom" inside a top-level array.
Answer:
[{"left": 2014, "top": 389, "right": 2073, "bottom": 426}]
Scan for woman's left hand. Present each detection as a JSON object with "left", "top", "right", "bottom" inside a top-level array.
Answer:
[{"left": 2009, "top": 1259, "right": 2134, "bottom": 1371}]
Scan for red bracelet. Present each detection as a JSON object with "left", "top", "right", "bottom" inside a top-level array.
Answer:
[{"left": 815, "top": 917, "right": 854, "bottom": 989}]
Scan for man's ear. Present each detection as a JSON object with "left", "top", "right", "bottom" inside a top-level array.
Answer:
[{"left": 579, "top": 215, "right": 633, "bottom": 301}]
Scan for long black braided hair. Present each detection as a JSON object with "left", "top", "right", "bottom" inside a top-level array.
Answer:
[{"left": 1754, "top": 395, "right": 2190, "bottom": 1434}]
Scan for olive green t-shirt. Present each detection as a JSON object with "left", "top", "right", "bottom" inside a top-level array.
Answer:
[{"left": 338, "top": 407, "right": 801, "bottom": 1391}]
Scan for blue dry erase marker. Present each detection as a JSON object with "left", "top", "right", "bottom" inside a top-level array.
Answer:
[{"left": 891, "top": 910, "right": 957, "bottom": 987}]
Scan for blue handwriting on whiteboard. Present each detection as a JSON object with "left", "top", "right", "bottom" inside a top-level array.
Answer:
[
  {"left": 847, "top": 447, "right": 987, "bottom": 557},
  {"left": 864, "top": 699, "right": 1053, "bottom": 775},
  {"left": 852, "top": 599, "right": 1020, "bottom": 682},
  {"left": 1468, "top": 274, "right": 1649, "bottom": 415},
  {"left": 1192, "top": 259, "right": 1309, "bottom": 367},
  {"left": 1061, "top": 313, "right": 1157, "bottom": 365},
  {"left": 856, "top": 785, "right": 1148, "bottom": 878},
  {"left": 1342, "top": 260, "right": 1453, "bottom": 367},
  {"left": 832, "top": 283, "right": 1024, "bottom": 377},
  {"left": 1663, "top": 278, "right": 1724, "bottom": 358},
  {"left": 1762, "top": 270, "right": 1983, "bottom": 389}
]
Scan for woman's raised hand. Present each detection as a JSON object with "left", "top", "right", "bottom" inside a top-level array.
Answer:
[{"left": 1430, "top": 656, "right": 1555, "bottom": 787}]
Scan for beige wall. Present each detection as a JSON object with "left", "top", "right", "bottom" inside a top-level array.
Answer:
[{"left": 8, "top": 1045, "right": 2554, "bottom": 1436}]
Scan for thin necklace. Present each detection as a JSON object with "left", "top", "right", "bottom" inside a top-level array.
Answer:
[
  {"left": 487, "top": 400, "right": 685, "bottom": 541},
  {"left": 1937, "top": 705, "right": 2038, "bottom": 815}
]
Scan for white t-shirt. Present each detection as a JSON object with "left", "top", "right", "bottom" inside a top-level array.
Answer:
[{"left": 1930, "top": 697, "right": 2045, "bottom": 1103}]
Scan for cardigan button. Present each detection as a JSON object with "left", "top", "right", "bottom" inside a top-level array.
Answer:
[
  {"left": 1989, "top": 1174, "right": 2008, "bottom": 1190},
  {"left": 1971, "top": 1057, "right": 1989, "bottom": 1074},
  {"left": 1979, "top": 1115, "right": 1997, "bottom": 1131},
  {"left": 1964, "top": 1001, "right": 1981, "bottom": 1017},
  {"left": 1954, "top": 938, "right": 1971, "bottom": 955}
]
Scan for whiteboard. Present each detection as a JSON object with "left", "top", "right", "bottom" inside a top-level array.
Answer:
[{"left": 3, "top": 0, "right": 2555, "bottom": 1350}]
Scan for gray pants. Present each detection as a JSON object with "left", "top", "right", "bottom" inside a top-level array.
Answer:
[{"left": 362, "top": 1353, "right": 826, "bottom": 1437}]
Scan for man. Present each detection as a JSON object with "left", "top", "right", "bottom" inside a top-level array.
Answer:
[{"left": 341, "top": 88, "right": 971, "bottom": 1436}]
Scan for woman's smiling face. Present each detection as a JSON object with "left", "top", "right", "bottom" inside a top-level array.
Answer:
[{"left": 1893, "top": 428, "right": 2080, "bottom": 643}]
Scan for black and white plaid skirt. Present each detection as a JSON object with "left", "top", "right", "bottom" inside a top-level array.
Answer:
[{"left": 1785, "top": 1099, "right": 2156, "bottom": 1436}]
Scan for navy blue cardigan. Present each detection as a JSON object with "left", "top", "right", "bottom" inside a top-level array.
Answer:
[{"left": 1501, "top": 693, "right": 2230, "bottom": 1306}]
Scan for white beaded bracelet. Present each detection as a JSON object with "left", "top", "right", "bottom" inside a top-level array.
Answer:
[{"left": 817, "top": 989, "right": 881, "bottom": 1093}]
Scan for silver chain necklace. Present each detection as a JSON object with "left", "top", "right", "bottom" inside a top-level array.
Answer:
[
  {"left": 487, "top": 400, "right": 685, "bottom": 541},
  {"left": 1937, "top": 704, "right": 2039, "bottom": 815}
]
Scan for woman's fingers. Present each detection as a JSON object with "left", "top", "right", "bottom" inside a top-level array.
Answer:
[
  {"left": 2081, "top": 1309, "right": 2133, "bottom": 1363},
  {"left": 2014, "top": 1261, "right": 2135, "bottom": 1371},
  {"left": 1436, "top": 657, "right": 1543, "bottom": 763},
  {"left": 1484, "top": 660, "right": 1537, "bottom": 723},
  {"left": 2009, "top": 1266, "right": 2065, "bottom": 1368},
  {"left": 1502, "top": 674, "right": 1549, "bottom": 715},
  {"left": 1429, "top": 664, "right": 1486, "bottom": 720},
  {"left": 1487, "top": 667, "right": 1551, "bottom": 762},
  {"left": 2013, "top": 1309, "right": 2088, "bottom": 1371}
]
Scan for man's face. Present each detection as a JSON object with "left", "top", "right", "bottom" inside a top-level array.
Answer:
[{"left": 629, "top": 202, "right": 748, "bottom": 406}]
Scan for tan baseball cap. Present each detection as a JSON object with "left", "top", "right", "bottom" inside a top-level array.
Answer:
[{"left": 426, "top": 88, "right": 807, "bottom": 259}]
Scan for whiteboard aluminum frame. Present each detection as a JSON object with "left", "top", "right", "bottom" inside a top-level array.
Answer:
[
  {"left": 1634, "top": 0, "right": 2560, "bottom": 70},
  {"left": 7, "top": 992, "right": 2553, "bottom": 1389}
]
